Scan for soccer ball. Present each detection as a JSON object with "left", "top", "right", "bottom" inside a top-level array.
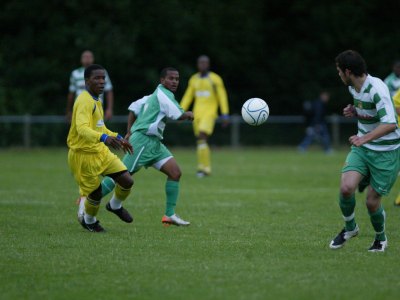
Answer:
[{"left": 241, "top": 98, "right": 269, "bottom": 126}]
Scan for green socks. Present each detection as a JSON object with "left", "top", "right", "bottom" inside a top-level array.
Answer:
[
  {"left": 340, "top": 193, "right": 386, "bottom": 241},
  {"left": 101, "top": 176, "right": 116, "bottom": 197},
  {"left": 103, "top": 177, "right": 180, "bottom": 217},
  {"left": 165, "top": 180, "right": 179, "bottom": 217},
  {"left": 369, "top": 206, "right": 386, "bottom": 241},
  {"left": 339, "top": 194, "right": 356, "bottom": 231}
]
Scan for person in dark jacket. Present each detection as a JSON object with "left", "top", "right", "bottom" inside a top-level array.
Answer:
[{"left": 298, "top": 91, "right": 332, "bottom": 153}]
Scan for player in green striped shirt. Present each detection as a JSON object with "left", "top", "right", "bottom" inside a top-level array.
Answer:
[
  {"left": 330, "top": 50, "right": 400, "bottom": 252},
  {"left": 384, "top": 60, "right": 400, "bottom": 97},
  {"left": 66, "top": 50, "right": 114, "bottom": 122}
]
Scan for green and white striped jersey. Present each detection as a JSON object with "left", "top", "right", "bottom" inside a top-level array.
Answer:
[
  {"left": 131, "top": 84, "right": 184, "bottom": 139},
  {"left": 384, "top": 72, "right": 400, "bottom": 97},
  {"left": 350, "top": 74, "right": 400, "bottom": 151},
  {"left": 69, "top": 67, "right": 113, "bottom": 103}
]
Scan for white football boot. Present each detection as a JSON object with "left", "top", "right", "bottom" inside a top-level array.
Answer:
[{"left": 162, "top": 214, "right": 190, "bottom": 226}]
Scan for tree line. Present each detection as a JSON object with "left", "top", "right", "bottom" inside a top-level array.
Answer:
[{"left": 1, "top": 0, "right": 399, "bottom": 117}]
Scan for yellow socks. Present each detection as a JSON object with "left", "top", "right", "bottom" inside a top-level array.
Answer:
[
  {"left": 110, "top": 184, "right": 132, "bottom": 210},
  {"left": 84, "top": 196, "right": 101, "bottom": 224},
  {"left": 395, "top": 193, "right": 400, "bottom": 205},
  {"left": 197, "top": 140, "right": 211, "bottom": 174},
  {"left": 115, "top": 184, "right": 131, "bottom": 201}
]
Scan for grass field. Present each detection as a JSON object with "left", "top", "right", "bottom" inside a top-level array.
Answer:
[{"left": 1, "top": 148, "right": 400, "bottom": 299}]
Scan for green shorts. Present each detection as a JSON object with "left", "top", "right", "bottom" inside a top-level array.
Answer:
[
  {"left": 123, "top": 131, "right": 173, "bottom": 173},
  {"left": 342, "top": 146, "right": 400, "bottom": 195}
]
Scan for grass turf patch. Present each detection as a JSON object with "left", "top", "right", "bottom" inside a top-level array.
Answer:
[{"left": 1, "top": 148, "right": 400, "bottom": 299}]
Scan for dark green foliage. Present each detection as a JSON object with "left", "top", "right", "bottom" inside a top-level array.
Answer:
[{"left": 1, "top": 0, "right": 400, "bottom": 116}]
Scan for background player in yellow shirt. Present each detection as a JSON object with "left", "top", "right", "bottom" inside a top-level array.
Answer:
[
  {"left": 67, "top": 64, "right": 133, "bottom": 232},
  {"left": 392, "top": 89, "right": 400, "bottom": 206},
  {"left": 181, "top": 55, "right": 229, "bottom": 177}
]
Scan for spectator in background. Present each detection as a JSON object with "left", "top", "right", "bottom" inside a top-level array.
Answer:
[
  {"left": 384, "top": 60, "right": 400, "bottom": 97},
  {"left": 298, "top": 91, "right": 332, "bottom": 153},
  {"left": 66, "top": 50, "right": 114, "bottom": 122}
]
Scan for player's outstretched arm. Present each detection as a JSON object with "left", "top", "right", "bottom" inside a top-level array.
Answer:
[
  {"left": 216, "top": 78, "right": 229, "bottom": 115},
  {"left": 180, "top": 79, "right": 195, "bottom": 111},
  {"left": 178, "top": 111, "right": 194, "bottom": 121},
  {"left": 214, "top": 76, "right": 229, "bottom": 128},
  {"left": 125, "top": 111, "right": 137, "bottom": 139}
]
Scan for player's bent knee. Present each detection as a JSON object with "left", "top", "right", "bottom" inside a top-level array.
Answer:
[
  {"left": 89, "top": 185, "right": 103, "bottom": 201},
  {"left": 366, "top": 199, "right": 380, "bottom": 212},
  {"left": 119, "top": 172, "right": 134, "bottom": 189},
  {"left": 111, "top": 170, "right": 133, "bottom": 189},
  {"left": 125, "top": 177, "right": 134, "bottom": 189},
  {"left": 366, "top": 193, "right": 381, "bottom": 212},
  {"left": 168, "top": 169, "right": 182, "bottom": 181},
  {"left": 340, "top": 184, "right": 355, "bottom": 198}
]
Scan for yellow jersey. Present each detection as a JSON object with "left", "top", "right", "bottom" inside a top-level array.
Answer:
[
  {"left": 393, "top": 89, "right": 400, "bottom": 126},
  {"left": 67, "top": 90, "right": 118, "bottom": 153},
  {"left": 181, "top": 72, "right": 229, "bottom": 119}
]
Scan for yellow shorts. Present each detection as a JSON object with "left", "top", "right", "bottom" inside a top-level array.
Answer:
[
  {"left": 68, "top": 148, "right": 127, "bottom": 196},
  {"left": 193, "top": 116, "right": 217, "bottom": 136}
]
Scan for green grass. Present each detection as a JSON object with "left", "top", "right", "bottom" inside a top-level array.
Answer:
[{"left": 1, "top": 148, "right": 400, "bottom": 300}]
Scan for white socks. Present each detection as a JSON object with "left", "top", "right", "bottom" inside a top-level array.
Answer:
[
  {"left": 78, "top": 197, "right": 86, "bottom": 217},
  {"left": 110, "top": 195, "right": 122, "bottom": 210},
  {"left": 80, "top": 196, "right": 96, "bottom": 224},
  {"left": 84, "top": 213, "right": 96, "bottom": 224}
]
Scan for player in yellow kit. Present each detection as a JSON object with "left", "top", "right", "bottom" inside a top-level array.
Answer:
[
  {"left": 67, "top": 64, "right": 134, "bottom": 232},
  {"left": 392, "top": 89, "right": 400, "bottom": 206},
  {"left": 181, "top": 55, "right": 229, "bottom": 177}
]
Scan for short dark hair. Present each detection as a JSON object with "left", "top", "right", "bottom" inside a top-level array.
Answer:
[
  {"left": 160, "top": 67, "right": 178, "bottom": 78},
  {"left": 84, "top": 64, "right": 105, "bottom": 79},
  {"left": 335, "top": 50, "right": 367, "bottom": 76},
  {"left": 197, "top": 55, "right": 210, "bottom": 61}
]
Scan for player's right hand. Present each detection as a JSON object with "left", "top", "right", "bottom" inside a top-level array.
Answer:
[
  {"left": 104, "top": 136, "right": 124, "bottom": 152},
  {"left": 120, "top": 138, "right": 133, "bottom": 154},
  {"left": 105, "top": 136, "right": 133, "bottom": 154},
  {"left": 343, "top": 104, "right": 356, "bottom": 118}
]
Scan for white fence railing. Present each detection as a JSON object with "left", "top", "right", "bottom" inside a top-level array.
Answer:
[{"left": 0, "top": 114, "right": 355, "bottom": 148}]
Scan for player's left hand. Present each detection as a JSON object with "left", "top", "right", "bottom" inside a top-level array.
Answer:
[
  {"left": 349, "top": 135, "right": 366, "bottom": 147},
  {"left": 105, "top": 109, "right": 113, "bottom": 120},
  {"left": 181, "top": 111, "right": 194, "bottom": 121},
  {"left": 120, "top": 138, "right": 133, "bottom": 154},
  {"left": 221, "top": 115, "right": 230, "bottom": 128}
]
